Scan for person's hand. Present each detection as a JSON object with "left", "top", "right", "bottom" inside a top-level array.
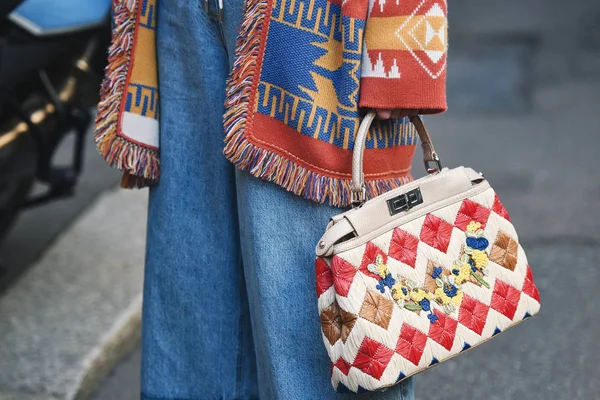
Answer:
[{"left": 375, "top": 109, "right": 420, "bottom": 120}]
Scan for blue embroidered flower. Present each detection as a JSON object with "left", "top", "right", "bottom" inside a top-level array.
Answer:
[
  {"left": 431, "top": 267, "right": 443, "bottom": 279},
  {"left": 466, "top": 237, "right": 489, "bottom": 250},
  {"left": 443, "top": 283, "right": 458, "bottom": 298},
  {"left": 402, "top": 287, "right": 408, "bottom": 296},
  {"left": 376, "top": 274, "right": 396, "bottom": 293},
  {"left": 382, "top": 274, "right": 396, "bottom": 289},
  {"left": 468, "top": 258, "right": 477, "bottom": 272},
  {"left": 427, "top": 313, "right": 439, "bottom": 323},
  {"left": 452, "top": 268, "right": 460, "bottom": 276},
  {"left": 419, "top": 298, "right": 431, "bottom": 311}
]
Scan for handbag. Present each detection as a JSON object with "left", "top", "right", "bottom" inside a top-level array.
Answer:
[{"left": 315, "top": 111, "right": 541, "bottom": 393}]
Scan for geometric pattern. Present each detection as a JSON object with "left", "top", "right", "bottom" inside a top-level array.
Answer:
[
  {"left": 316, "top": 186, "right": 541, "bottom": 393},
  {"left": 389, "top": 228, "right": 419, "bottom": 268},
  {"left": 353, "top": 337, "right": 395, "bottom": 380},
  {"left": 490, "top": 280, "right": 521, "bottom": 320},
  {"left": 397, "top": 1, "right": 448, "bottom": 78},
  {"left": 521, "top": 265, "right": 541, "bottom": 303},
  {"left": 419, "top": 214, "right": 453, "bottom": 253},
  {"left": 492, "top": 193, "right": 511, "bottom": 221},
  {"left": 427, "top": 310, "right": 457, "bottom": 351},
  {"left": 320, "top": 302, "right": 342, "bottom": 346},
  {"left": 458, "top": 295, "right": 490, "bottom": 336},
  {"left": 454, "top": 199, "right": 491, "bottom": 231},
  {"left": 359, "top": 289, "right": 394, "bottom": 330},
  {"left": 396, "top": 324, "right": 428, "bottom": 365},
  {"left": 490, "top": 231, "right": 519, "bottom": 271}
]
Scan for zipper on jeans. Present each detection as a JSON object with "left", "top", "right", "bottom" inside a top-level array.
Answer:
[{"left": 204, "top": 0, "right": 224, "bottom": 22}]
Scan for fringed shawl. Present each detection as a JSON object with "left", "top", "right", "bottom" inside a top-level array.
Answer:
[{"left": 95, "top": 0, "right": 447, "bottom": 206}]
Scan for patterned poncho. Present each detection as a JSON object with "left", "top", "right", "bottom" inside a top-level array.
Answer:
[{"left": 95, "top": 0, "right": 447, "bottom": 206}]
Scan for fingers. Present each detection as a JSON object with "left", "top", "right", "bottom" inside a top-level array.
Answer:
[
  {"left": 376, "top": 109, "right": 392, "bottom": 119},
  {"left": 375, "top": 109, "right": 421, "bottom": 120}
]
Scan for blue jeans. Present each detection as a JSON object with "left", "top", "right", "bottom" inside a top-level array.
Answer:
[{"left": 141, "top": 1, "right": 415, "bottom": 399}]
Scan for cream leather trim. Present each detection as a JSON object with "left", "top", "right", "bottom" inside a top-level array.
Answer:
[{"left": 316, "top": 167, "right": 489, "bottom": 257}]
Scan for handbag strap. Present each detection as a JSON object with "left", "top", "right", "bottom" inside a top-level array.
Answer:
[{"left": 350, "top": 111, "right": 442, "bottom": 205}]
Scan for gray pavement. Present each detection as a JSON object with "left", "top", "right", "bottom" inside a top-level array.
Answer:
[
  {"left": 0, "top": 188, "right": 147, "bottom": 400},
  {"left": 0, "top": 118, "right": 143, "bottom": 400}
]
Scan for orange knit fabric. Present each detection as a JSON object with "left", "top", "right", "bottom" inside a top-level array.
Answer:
[{"left": 359, "top": 0, "right": 447, "bottom": 113}]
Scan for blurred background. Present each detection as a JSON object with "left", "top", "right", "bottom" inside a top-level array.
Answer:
[{"left": 0, "top": 0, "right": 598, "bottom": 399}]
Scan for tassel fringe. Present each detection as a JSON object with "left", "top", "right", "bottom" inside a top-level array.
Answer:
[
  {"left": 223, "top": 0, "right": 411, "bottom": 207},
  {"left": 94, "top": 0, "right": 159, "bottom": 188}
]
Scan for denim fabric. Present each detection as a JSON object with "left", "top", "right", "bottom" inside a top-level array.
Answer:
[{"left": 141, "top": 1, "right": 415, "bottom": 399}]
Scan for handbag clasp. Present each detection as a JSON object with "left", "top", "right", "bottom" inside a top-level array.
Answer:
[{"left": 387, "top": 188, "right": 423, "bottom": 216}]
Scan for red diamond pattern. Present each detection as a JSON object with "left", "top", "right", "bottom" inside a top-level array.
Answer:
[
  {"left": 317, "top": 189, "right": 542, "bottom": 390},
  {"left": 331, "top": 256, "right": 357, "bottom": 297},
  {"left": 454, "top": 199, "right": 491, "bottom": 231},
  {"left": 353, "top": 337, "right": 394, "bottom": 380},
  {"left": 334, "top": 357, "right": 352, "bottom": 375},
  {"left": 359, "top": 242, "right": 388, "bottom": 279},
  {"left": 522, "top": 265, "right": 541, "bottom": 302},
  {"left": 492, "top": 193, "right": 511, "bottom": 221},
  {"left": 427, "top": 310, "right": 458, "bottom": 351},
  {"left": 316, "top": 257, "right": 334, "bottom": 297},
  {"left": 420, "top": 214, "right": 454, "bottom": 253},
  {"left": 389, "top": 228, "right": 419, "bottom": 268},
  {"left": 491, "top": 280, "right": 522, "bottom": 319},
  {"left": 458, "top": 295, "right": 490, "bottom": 335},
  {"left": 395, "top": 324, "right": 428, "bottom": 365}
]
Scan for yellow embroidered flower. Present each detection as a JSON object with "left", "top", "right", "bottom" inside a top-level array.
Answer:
[
  {"left": 452, "top": 262, "right": 472, "bottom": 284},
  {"left": 466, "top": 221, "right": 481, "bottom": 232},
  {"left": 410, "top": 288, "right": 431, "bottom": 303},
  {"left": 451, "top": 290, "right": 464, "bottom": 306},
  {"left": 434, "top": 283, "right": 463, "bottom": 308},
  {"left": 434, "top": 288, "right": 452, "bottom": 305},
  {"left": 471, "top": 250, "right": 489, "bottom": 268},
  {"left": 392, "top": 283, "right": 409, "bottom": 301},
  {"left": 377, "top": 263, "right": 389, "bottom": 279}
]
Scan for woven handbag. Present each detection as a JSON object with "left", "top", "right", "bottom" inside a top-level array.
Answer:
[{"left": 315, "top": 111, "right": 541, "bottom": 393}]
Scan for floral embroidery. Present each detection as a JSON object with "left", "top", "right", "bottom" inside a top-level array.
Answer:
[
  {"left": 462, "top": 223, "right": 491, "bottom": 288},
  {"left": 431, "top": 266, "right": 443, "bottom": 279},
  {"left": 368, "top": 255, "right": 396, "bottom": 293},
  {"left": 391, "top": 282, "right": 409, "bottom": 301},
  {"left": 397, "top": 278, "right": 437, "bottom": 322},
  {"left": 451, "top": 262, "right": 471, "bottom": 285},
  {"left": 366, "top": 220, "right": 492, "bottom": 324}
]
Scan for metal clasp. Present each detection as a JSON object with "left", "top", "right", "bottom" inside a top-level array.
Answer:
[
  {"left": 351, "top": 185, "right": 366, "bottom": 208},
  {"left": 387, "top": 188, "right": 423, "bottom": 216},
  {"left": 424, "top": 152, "right": 442, "bottom": 174}
]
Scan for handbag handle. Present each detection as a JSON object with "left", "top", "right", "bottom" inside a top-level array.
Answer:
[{"left": 350, "top": 111, "right": 442, "bottom": 205}]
